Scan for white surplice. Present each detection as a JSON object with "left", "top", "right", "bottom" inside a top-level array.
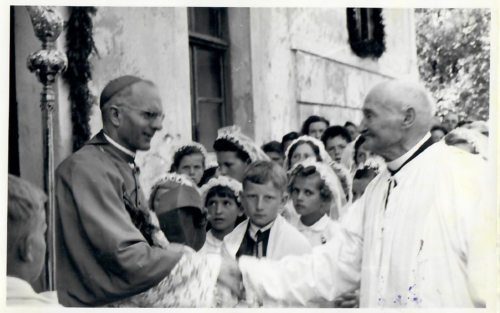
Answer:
[
  {"left": 239, "top": 140, "right": 492, "bottom": 308},
  {"left": 223, "top": 215, "right": 311, "bottom": 260}
]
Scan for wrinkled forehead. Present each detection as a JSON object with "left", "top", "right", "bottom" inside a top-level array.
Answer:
[
  {"left": 363, "top": 87, "right": 403, "bottom": 114},
  {"left": 130, "top": 82, "right": 163, "bottom": 110}
]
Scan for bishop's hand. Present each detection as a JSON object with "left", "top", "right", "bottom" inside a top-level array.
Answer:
[{"left": 217, "top": 257, "right": 244, "bottom": 299}]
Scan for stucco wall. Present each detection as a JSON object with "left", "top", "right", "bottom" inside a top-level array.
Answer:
[
  {"left": 249, "top": 8, "right": 418, "bottom": 143},
  {"left": 250, "top": 8, "right": 298, "bottom": 145},
  {"left": 89, "top": 7, "right": 191, "bottom": 150},
  {"left": 89, "top": 7, "right": 192, "bottom": 190},
  {"left": 13, "top": 6, "right": 417, "bottom": 192}
]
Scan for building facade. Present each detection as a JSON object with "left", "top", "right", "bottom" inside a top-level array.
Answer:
[{"left": 11, "top": 6, "right": 417, "bottom": 193}]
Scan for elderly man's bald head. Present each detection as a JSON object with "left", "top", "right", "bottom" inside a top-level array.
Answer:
[
  {"left": 360, "top": 80, "right": 435, "bottom": 161},
  {"left": 367, "top": 80, "right": 435, "bottom": 120}
]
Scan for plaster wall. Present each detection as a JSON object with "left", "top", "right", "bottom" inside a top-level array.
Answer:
[
  {"left": 249, "top": 8, "right": 297, "bottom": 145},
  {"left": 89, "top": 8, "right": 191, "bottom": 145},
  {"left": 228, "top": 8, "right": 254, "bottom": 138},
  {"left": 89, "top": 7, "right": 192, "bottom": 191},
  {"left": 248, "top": 8, "right": 417, "bottom": 143}
]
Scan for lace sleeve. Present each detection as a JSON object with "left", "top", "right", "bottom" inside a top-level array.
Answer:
[{"left": 109, "top": 252, "right": 222, "bottom": 307}]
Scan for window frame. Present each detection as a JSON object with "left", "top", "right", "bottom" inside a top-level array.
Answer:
[
  {"left": 346, "top": 8, "right": 385, "bottom": 58},
  {"left": 188, "top": 8, "right": 232, "bottom": 148}
]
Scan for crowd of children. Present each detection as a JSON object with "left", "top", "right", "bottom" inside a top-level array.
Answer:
[
  {"left": 135, "top": 111, "right": 489, "bottom": 308},
  {"left": 127, "top": 116, "right": 385, "bottom": 307},
  {"left": 8, "top": 107, "right": 488, "bottom": 308}
]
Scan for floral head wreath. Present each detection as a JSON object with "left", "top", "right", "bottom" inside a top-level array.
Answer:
[
  {"left": 289, "top": 158, "right": 344, "bottom": 213},
  {"left": 357, "top": 155, "right": 386, "bottom": 174},
  {"left": 284, "top": 135, "right": 333, "bottom": 170},
  {"left": 216, "top": 125, "right": 270, "bottom": 163},
  {"left": 329, "top": 161, "right": 352, "bottom": 203},
  {"left": 149, "top": 172, "right": 198, "bottom": 200},
  {"left": 199, "top": 175, "right": 243, "bottom": 205},
  {"left": 171, "top": 141, "right": 208, "bottom": 166},
  {"left": 464, "top": 120, "right": 488, "bottom": 136},
  {"left": 445, "top": 127, "right": 488, "bottom": 160}
]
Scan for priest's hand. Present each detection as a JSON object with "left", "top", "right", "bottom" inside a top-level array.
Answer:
[
  {"left": 334, "top": 290, "right": 359, "bottom": 308},
  {"left": 217, "top": 257, "right": 243, "bottom": 299}
]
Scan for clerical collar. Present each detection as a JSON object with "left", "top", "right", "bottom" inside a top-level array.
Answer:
[
  {"left": 103, "top": 133, "right": 136, "bottom": 159},
  {"left": 386, "top": 133, "right": 431, "bottom": 172},
  {"left": 248, "top": 220, "right": 275, "bottom": 241}
]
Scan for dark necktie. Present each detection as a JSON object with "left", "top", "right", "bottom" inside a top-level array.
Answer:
[
  {"left": 254, "top": 230, "right": 264, "bottom": 258},
  {"left": 384, "top": 136, "right": 434, "bottom": 210}
]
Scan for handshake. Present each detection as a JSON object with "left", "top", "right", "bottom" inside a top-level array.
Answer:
[{"left": 216, "top": 257, "right": 246, "bottom": 304}]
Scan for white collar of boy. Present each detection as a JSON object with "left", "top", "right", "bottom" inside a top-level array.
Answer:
[
  {"left": 386, "top": 132, "right": 430, "bottom": 172},
  {"left": 103, "top": 132, "right": 136, "bottom": 159},
  {"left": 248, "top": 220, "right": 275, "bottom": 241},
  {"left": 297, "top": 214, "right": 330, "bottom": 232}
]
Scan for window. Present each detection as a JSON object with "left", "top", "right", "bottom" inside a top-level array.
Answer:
[
  {"left": 346, "top": 8, "right": 385, "bottom": 58},
  {"left": 188, "top": 8, "right": 230, "bottom": 151}
]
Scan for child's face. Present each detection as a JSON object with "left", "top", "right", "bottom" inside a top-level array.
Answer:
[
  {"left": 355, "top": 144, "right": 370, "bottom": 166},
  {"left": 206, "top": 195, "right": 242, "bottom": 233},
  {"left": 325, "top": 136, "right": 348, "bottom": 163},
  {"left": 265, "top": 151, "right": 284, "bottom": 167},
  {"left": 290, "top": 174, "right": 326, "bottom": 218},
  {"left": 290, "top": 143, "right": 316, "bottom": 168},
  {"left": 177, "top": 153, "right": 204, "bottom": 185},
  {"left": 308, "top": 121, "right": 328, "bottom": 139},
  {"left": 216, "top": 151, "right": 247, "bottom": 182},
  {"left": 242, "top": 181, "right": 285, "bottom": 227},
  {"left": 430, "top": 129, "right": 445, "bottom": 143}
]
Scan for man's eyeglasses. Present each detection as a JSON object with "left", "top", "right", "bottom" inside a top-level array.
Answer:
[{"left": 121, "top": 105, "right": 165, "bottom": 123}]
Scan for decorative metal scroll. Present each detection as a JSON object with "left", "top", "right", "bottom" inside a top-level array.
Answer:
[{"left": 26, "top": 6, "right": 68, "bottom": 291}]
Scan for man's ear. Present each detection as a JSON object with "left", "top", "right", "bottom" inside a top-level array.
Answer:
[
  {"left": 108, "top": 105, "right": 122, "bottom": 127},
  {"left": 281, "top": 192, "right": 289, "bottom": 205},
  {"left": 238, "top": 192, "right": 247, "bottom": 213},
  {"left": 237, "top": 205, "right": 245, "bottom": 217},
  {"left": 18, "top": 234, "right": 33, "bottom": 263},
  {"left": 402, "top": 107, "right": 416, "bottom": 129}
]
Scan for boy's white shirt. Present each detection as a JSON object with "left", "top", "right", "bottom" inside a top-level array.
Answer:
[
  {"left": 222, "top": 215, "right": 312, "bottom": 260},
  {"left": 222, "top": 215, "right": 312, "bottom": 307},
  {"left": 295, "top": 214, "right": 337, "bottom": 247}
]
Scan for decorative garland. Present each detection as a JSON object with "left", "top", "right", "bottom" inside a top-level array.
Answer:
[
  {"left": 63, "top": 7, "right": 97, "bottom": 151},
  {"left": 346, "top": 8, "right": 385, "bottom": 58}
]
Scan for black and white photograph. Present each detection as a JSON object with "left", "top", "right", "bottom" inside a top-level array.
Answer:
[{"left": 4, "top": 1, "right": 498, "bottom": 309}]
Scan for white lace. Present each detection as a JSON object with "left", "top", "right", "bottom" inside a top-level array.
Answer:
[
  {"left": 173, "top": 142, "right": 208, "bottom": 163},
  {"left": 150, "top": 172, "right": 199, "bottom": 197},
  {"left": 289, "top": 158, "right": 345, "bottom": 214},
  {"left": 216, "top": 125, "right": 270, "bottom": 162},
  {"left": 284, "top": 135, "right": 333, "bottom": 170},
  {"left": 199, "top": 176, "right": 243, "bottom": 204}
]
